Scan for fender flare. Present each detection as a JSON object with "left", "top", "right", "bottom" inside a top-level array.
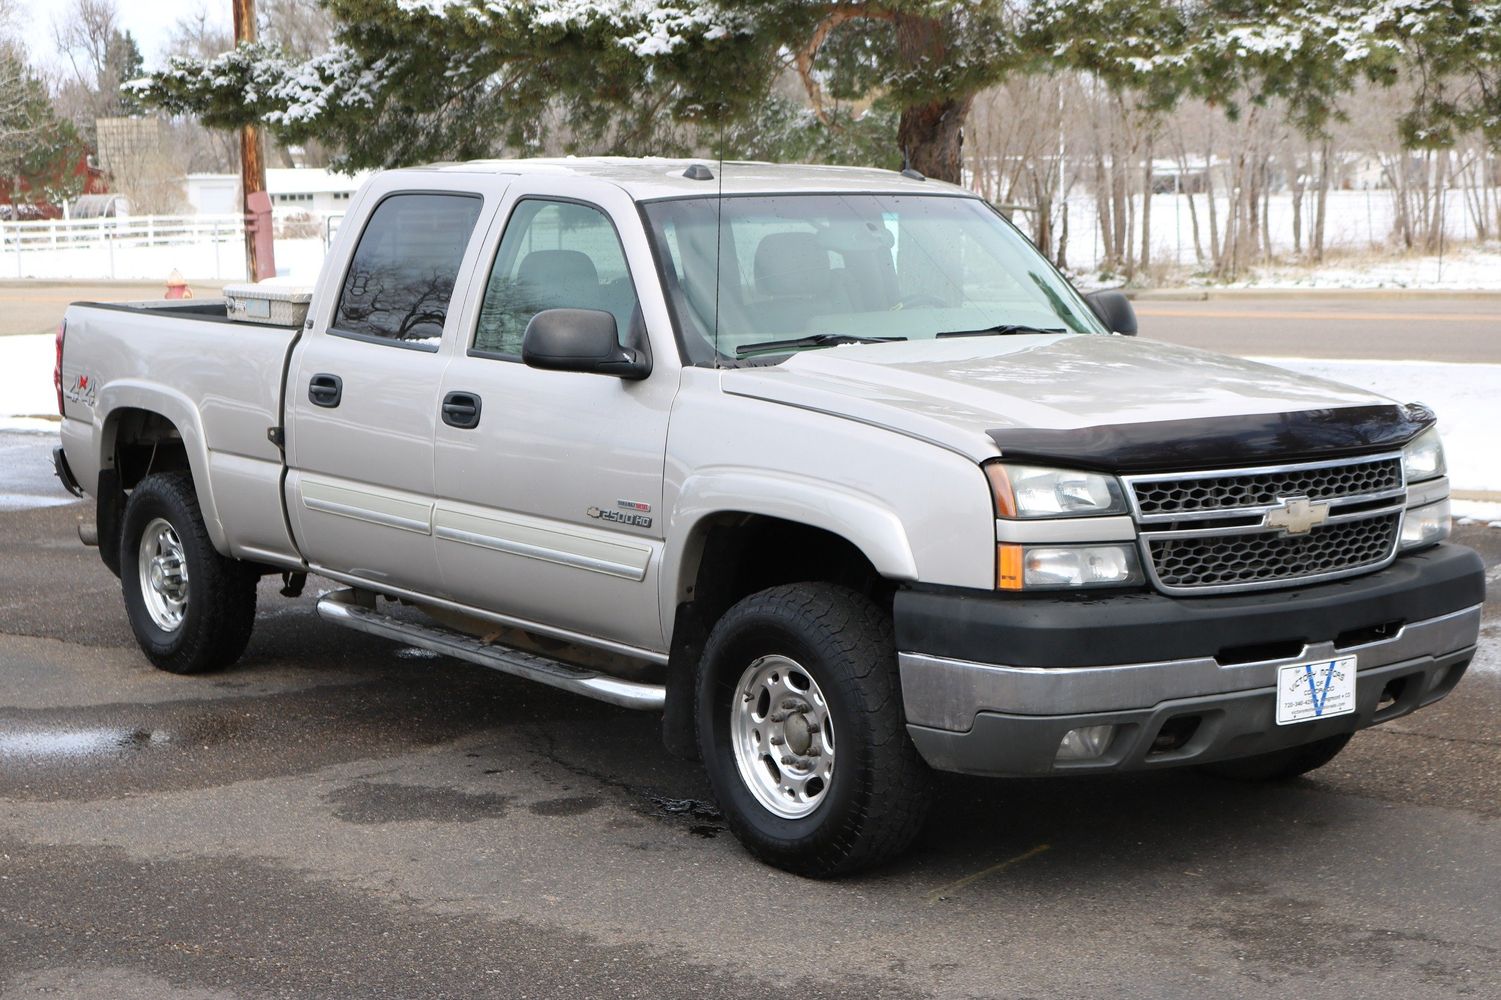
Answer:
[
  {"left": 662, "top": 468, "right": 919, "bottom": 615},
  {"left": 96, "top": 380, "right": 229, "bottom": 554}
]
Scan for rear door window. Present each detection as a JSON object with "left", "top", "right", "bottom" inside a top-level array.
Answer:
[{"left": 333, "top": 193, "right": 484, "bottom": 349}]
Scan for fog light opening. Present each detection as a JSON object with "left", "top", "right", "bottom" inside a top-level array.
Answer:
[
  {"left": 1148, "top": 715, "right": 1201, "bottom": 756},
  {"left": 1376, "top": 678, "right": 1407, "bottom": 713},
  {"left": 1056, "top": 724, "right": 1116, "bottom": 762}
]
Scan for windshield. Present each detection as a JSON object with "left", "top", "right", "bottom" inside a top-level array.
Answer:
[{"left": 642, "top": 193, "right": 1107, "bottom": 365}]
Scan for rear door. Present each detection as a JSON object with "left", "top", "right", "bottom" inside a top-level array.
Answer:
[
  {"left": 431, "top": 177, "right": 678, "bottom": 654},
  {"left": 285, "top": 175, "right": 500, "bottom": 593}
]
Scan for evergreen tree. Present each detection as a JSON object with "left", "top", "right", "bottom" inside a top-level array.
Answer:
[
  {"left": 130, "top": 0, "right": 1500, "bottom": 179},
  {"left": 1, "top": 50, "right": 90, "bottom": 207}
]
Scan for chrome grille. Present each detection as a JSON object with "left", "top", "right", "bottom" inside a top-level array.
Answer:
[
  {"left": 1147, "top": 513, "right": 1400, "bottom": 589},
  {"left": 1133, "top": 456, "right": 1402, "bottom": 516},
  {"left": 1125, "top": 453, "right": 1407, "bottom": 595}
]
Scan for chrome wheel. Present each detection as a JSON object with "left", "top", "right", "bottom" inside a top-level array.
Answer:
[
  {"left": 731, "top": 654, "right": 836, "bottom": 819},
  {"left": 137, "top": 517, "right": 189, "bottom": 632}
]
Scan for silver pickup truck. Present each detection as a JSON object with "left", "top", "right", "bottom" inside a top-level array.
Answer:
[{"left": 53, "top": 158, "right": 1484, "bottom": 876}]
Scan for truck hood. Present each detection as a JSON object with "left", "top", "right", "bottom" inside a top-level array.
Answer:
[{"left": 721, "top": 335, "right": 1416, "bottom": 466}]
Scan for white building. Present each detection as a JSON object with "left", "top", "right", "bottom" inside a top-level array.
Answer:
[{"left": 184, "top": 168, "right": 371, "bottom": 217}]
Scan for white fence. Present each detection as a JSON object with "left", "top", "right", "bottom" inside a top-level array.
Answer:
[
  {"left": 0, "top": 214, "right": 330, "bottom": 282},
  {"left": 0, "top": 214, "right": 247, "bottom": 281}
]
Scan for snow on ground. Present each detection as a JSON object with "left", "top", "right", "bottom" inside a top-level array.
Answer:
[
  {"left": 1253, "top": 357, "right": 1501, "bottom": 498},
  {"left": 1224, "top": 244, "right": 1501, "bottom": 291},
  {"left": 0, "top": 334, "right": 61, "bottom": 431},
  {"left": 1055, "top": 189, "right": 1497, "bottom": 279}
]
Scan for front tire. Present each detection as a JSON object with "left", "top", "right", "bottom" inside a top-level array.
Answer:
[
  {"left": 1199, "top": 732, "right": 1352, "bottom": 781},
  {"left": 696, "top": 583, "right": 931, "bottom": 877},
  {"left": 120, "top": 472, "right": 258, "bottom": 674}
]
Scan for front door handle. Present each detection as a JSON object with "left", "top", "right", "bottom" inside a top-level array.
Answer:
[
  {"left": 442, "top": 391, "right": 482, "bottom": 429},
  {"left": 308, "top": 373, "right": 342, "bottom": 408}
]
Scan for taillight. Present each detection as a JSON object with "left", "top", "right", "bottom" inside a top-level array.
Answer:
[{"left": 54, "top": 319, "right": 65, "bottom": 415}]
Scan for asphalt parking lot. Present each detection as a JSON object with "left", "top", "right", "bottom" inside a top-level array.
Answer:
[{"left": 1, "top": 429, "right": 1498, "bottom": 999}]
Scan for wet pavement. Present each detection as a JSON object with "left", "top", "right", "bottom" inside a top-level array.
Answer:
[{"left": 1, "top": 436, "right": 1500, "bottom": 999}]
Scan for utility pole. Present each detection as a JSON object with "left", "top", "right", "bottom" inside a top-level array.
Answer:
[{"left": 233, "top": 0, "right": 273, "bottom": 280}]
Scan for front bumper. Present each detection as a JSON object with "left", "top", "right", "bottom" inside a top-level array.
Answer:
[{"left": 895, "top": 543, "right": 1485, "bottom": 776}]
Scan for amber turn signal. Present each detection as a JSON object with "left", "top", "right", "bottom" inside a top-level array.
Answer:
[
  {"left": 984, "top": 463, "right": 1017, "bottom": 518},
  {"left": 997, "top": 544, "right": 1024, "bottom": 590}
]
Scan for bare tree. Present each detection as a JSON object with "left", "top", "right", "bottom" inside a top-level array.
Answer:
[
  {"left": 165, "top": 5, "right": 239, "bottom": 172},
  {"left": 53, "top": 0, "right": 118, "bottom": 93}
]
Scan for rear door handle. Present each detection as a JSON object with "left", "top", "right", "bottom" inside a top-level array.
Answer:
[
  {"left": 442, "top": 391, "right": 482, "bottom": 429},
  {"left": 308, "top": 373, "right": 342, "bottom": 408}
]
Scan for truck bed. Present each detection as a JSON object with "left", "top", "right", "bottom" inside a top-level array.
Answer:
[{"left": 58, "top": 298, "right": 303, "bottom": 567}]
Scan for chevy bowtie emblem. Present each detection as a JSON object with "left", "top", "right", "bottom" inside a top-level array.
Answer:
[{"left": 1264, "top": 495, "right": 1330, "bottom": 535}]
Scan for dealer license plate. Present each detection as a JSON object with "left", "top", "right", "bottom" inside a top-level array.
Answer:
[{"left": 1275, "top": 656, "right": 1356, "bottom": 725}]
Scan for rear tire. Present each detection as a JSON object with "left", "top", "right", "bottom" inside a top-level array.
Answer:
[
  {"left": 696, "top": 583, "right": 931, "bottom": 878},
  {"left": 120, "top": 472, "right": 258, "bottom": 674},
  {"left": 1199, "top": 732, "right": 1352, "bottom": 781}
]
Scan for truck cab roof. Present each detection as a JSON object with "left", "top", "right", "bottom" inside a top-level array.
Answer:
[{"left": 406, "top": 156, "right": 964, "bottom": 201}]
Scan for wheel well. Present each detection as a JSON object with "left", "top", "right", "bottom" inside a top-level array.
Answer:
[
  {"left": 105, "top": 407, "right": 190, "bottom": 489},
  {"left": 684, "top": 514, "right": 891, "bottom": 629},
  {"left": 660, "top": 513, "right": 893, "bottom": 762}
]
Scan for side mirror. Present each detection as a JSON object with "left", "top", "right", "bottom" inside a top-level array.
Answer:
[
  {"left": 521, "top": 308, "right": 651, "bottom": 380},
  {"left": 1084, "top": 290, "right": 1138, "bottom": 336}
]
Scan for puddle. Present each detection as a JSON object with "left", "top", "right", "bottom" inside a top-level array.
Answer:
[
  {"left": 0, "top": 493, "right": 77, "bottom": 512},
  {"left": 528, "top": 795, "right": 602, "bottom": 818},
  {"left": 325, "top": 781, "right": 513, "bottom": 824},
  {"left": 395, "top": 647, "right": 441, "bottom": 660},
  {"left": 0, "top": 727, "right": 170, "bottom": 761}
]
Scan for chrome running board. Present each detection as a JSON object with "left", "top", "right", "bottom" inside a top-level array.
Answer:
[{"left": 315, "top": 590, "right": 665, "bottom": 711}]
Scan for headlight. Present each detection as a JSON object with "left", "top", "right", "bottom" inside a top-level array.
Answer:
[
  {"left": 985, "top": 462, "right": 1128, "bottom": 518},
  {"left": 997, "top": 543, "right": 1144, "bottom": 590},
  {"left": 1401, "top": 499, "right": 1451, "bottom": 550},
  {"left": 1402, "top": 427, "right": 1445, "bottom": 483}
]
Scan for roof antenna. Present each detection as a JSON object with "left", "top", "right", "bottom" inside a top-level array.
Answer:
[{"left": 900, "top": 145, "right": 926, "bottom": 182}]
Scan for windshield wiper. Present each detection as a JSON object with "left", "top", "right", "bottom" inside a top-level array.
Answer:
[
  {"left": 937, "top": 324, "right": 1066, "bottom": 338},
  {"left": 734, "top": 333, "right": 905, "bottom": 357}
]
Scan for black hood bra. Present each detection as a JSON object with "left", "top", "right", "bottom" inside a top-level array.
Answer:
[{"left": 987, "top": 402, "right": 1436, "bottom": 474}]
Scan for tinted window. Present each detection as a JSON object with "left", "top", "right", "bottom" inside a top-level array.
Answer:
[
  {"left": 473, "top": 200, "right": 638, "bottom": 357},
  {"left": 333, "top": 193, "right": 483, "bottom": 347},
  {"left": 643, "top": 194, "right": 1105, "bottom": 365}
]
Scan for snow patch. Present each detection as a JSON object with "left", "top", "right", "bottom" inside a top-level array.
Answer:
[
  {"left": 0, "top": 335, "right": 62, "bottom": 424},
  {"left": 1251, "top": 357, "right": 1501, "bottom": 494}
]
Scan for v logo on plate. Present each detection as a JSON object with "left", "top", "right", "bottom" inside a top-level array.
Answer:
[{"left": 1303, "top": 661, "right": 1338, "bottom": 716}]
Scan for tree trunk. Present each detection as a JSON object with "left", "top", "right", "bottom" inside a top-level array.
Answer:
[
  {"left": 1313, "top": 138, "right": 1331, "bottom": 262},
  {"left": 1289, "top": 150, "right": 1304, "bottom": 256},
  {"left": 897, "top": 99, "right": 971, "bottom": 184},
  {"left": 894, "top": 14, "right": 972, "bottom": 185},
  {"left": 1095, "top": 153, "right": 1114, "bottom": 271},
  {"left": 1139, "top": 129, "right": 1155, "bottom": 276},
  {"left": 1056, "top": 199, "right": 1069, "bottom": 271}
]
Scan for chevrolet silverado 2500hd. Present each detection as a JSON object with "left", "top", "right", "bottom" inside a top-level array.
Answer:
[{"left": 53, "top": 159, "right": 1484, "bottom": 877}]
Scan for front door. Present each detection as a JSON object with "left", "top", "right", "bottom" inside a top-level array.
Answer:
[
  {"left": 432, "top": 191, "right": 675, "bottom": 653},
  {"left": 286, "top": 187, "right": 492, "bottom": 593}
]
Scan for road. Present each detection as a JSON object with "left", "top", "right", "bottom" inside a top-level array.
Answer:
[
  {"left": 1133, "top": 294, "right": 1501, "bottom": 363},
  {"left": 1, "top": 427, "right": 1499, "bottom": 999}
]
